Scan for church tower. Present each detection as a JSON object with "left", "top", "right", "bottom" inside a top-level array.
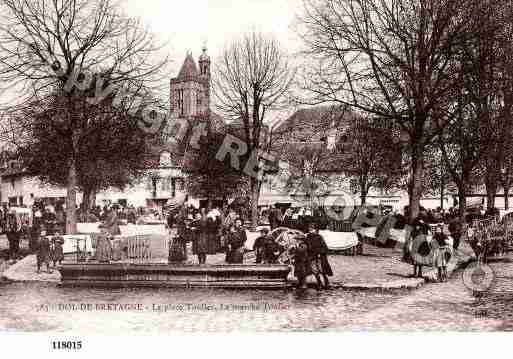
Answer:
[
  {"left": 198, "top": 45, "right": 211, "bottom": 115},
  {"left": 170, "top": 47, "right": 210, "bottom": 119}
]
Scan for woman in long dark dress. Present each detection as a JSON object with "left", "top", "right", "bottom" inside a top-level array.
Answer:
[
  {"left": 170, "top": 215, "right": 190, "bottom": 263},
  {"left": 6, "top": 212, "right": 21, "bottom": 260},
  {"left": 169, "top": 215, "right": 186, "bottom": 263},
  {"left": 226, "top": 218, "right": 247, "bottom": 264},
  {"left": 192, "top": 211, "right": 209, "bottom": 264},
  {"left": 206, "top": 214, "right": 220, "bottom": 254}
]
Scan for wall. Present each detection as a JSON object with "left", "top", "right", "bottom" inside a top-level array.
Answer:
[
  {"left": 1, "top": 170, "right": 188, "bottom": 209},
  {"left": 1, "top": 175, "right": 72, "bottom": 206}
]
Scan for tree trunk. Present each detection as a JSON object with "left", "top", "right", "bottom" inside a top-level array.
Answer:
[
  {"left": 359, "top": 177, "right": 368, "bottom": 206},
  {"left": 360, "top": 192, "right": 367, "bottom": 206},
  {"left": 485, "top": 172, "right": 497, "bottom": 210},
  {"left": 440, "top": 175, "right": 445, "bottom": 211},
  {"left": 151, "top": 178, "right": 158, "bottom": 199},
  {"left": 505, "top": 187, "right": 510, "bottom": 210},
  {"left": 408, "top": 144, "right": 424, "bottom": 223},
  {"left": 82, "top": 187, "right": 97, "bottom": 217},
  {"left": 89, "top": 190, "right": 96, "bottom": 210},
  {"left": 484, "top": 159, "right": 499, "bottom": 210},
  {"left": 360, "top": 188, "right": 367, "bottom": 206},
  {"left": 82, "top": 190, "right": 90, "bottom": 218},
  {"left": 458, "top": 183, "right": 467, "bottom": 223},
  {"left": 66, "top": 158, "right": 78, "bottom": 234},
  {"left": 250, "top": 177, "right": 260, "bottom": 228}
]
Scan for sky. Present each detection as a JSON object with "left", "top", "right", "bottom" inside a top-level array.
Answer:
[
  {"left": 123, "top": 0, "right": 302, "bottom": 76},
  {"left": 0, "top": 0, "right": 305, "bottom": 129}
]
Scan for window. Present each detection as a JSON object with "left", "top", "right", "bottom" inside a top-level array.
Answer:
[
  {"left": 191, "top": 90, "right": 195, "bottom": 114},
  {"left": 177, "top": 89, "right": 184, "bottom": 116},
  {"left": 176, "top": 178, "right": 184, "bottom": 191}
]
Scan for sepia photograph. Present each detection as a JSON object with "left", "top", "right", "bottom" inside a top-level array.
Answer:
[{"left": 0, "top": 0, "right": 512, "bottom": 351}]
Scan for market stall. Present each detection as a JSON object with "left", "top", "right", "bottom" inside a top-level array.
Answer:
[{"left": 320, "top": 230, "right": 359, "bottom": 251}]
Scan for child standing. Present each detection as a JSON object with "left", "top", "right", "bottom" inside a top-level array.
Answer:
[
  {"left": 433, "top": 225, "right": 451, "bottom": 282},
  {"left": 292, "top": 236, "right": 310, "bottom": 289},
  {"left": 253, "top": 227, "right": 269, "bottom": 264},
  {"left": 36, "top": 229, "right": 51, "bottom": 274},
  {"left": 51, "top": 231, "right": 65, "bottom": 267}
]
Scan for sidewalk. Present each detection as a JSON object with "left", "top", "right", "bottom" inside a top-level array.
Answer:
[
  {"left": 2, "top": 254, "right": 61, "bottom": 282},
  {"left": 0, "top": 234, "right": 31, "bottom": 280},
  {"left": 320, "top": 240, "right": 475, "bottom": 290},
  {"left": 1, "top": 239, "right": 476, "bottom": 289}
]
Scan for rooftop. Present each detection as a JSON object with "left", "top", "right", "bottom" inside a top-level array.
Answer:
[{"left": 176, "top": 53, "right": 199, "bottom": 80}]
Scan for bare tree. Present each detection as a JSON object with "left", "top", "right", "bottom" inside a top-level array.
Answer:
[
  {"left": 438, "top": 0, "right": 513, "bottom": 216},
  {"left": 271, "top": 105, "right": 345, "bottom": 205},
  {"left": 213, "top": 31, "right": 295, "bottom": 226},
  {"left": 422, "top": 145, "right": 454, "bottom": 211},
  {"left": 341, "top": 116, "right": 404, "bottom": 205},
  {"left": 490, "top": 1, "right": 513, "bottom": 210},
  {"left": 297, "top": 0, "right": 480, "bottom": 222},
  {"left": 0, "top": 0, "right": 169, "bottom": 233}
]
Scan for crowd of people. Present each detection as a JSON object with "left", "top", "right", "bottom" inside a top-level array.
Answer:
[
  {"left": 401, "top": 204, "right": 507, "bottom": 282},
  {"left": 169, "top": 205, "right": 247, "bottom": 265},
  {"left": 0, "top": 200, "right": 148, "bottom": 261},
  {"left": 166, "top": 204, "right": 334, "bottom": 290},
  {"left": 10, "top": 197, "right": 495, "bottom": 287}
]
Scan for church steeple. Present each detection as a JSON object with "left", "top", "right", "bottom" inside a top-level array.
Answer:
[
  {"left": 198, "top": 45, "right": 210, "bottom": 116},
  {"left": 177, "top": 51, "right": 199, "bottom": 80},
  {"left": 198, "top": 45, "right": 210, "bottom": 78},
  {"left": 170, "top": 47, "right": 211, "bottom": 119}
]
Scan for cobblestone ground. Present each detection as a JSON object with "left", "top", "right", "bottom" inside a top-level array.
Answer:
[
  {"left": 1, "top": 256, "right": 512, "bottom": 332},
  {"left": 339, "top": 256, "right": 513, "bottom": 331},
  {"left": 1, "top": 232, "right": 511, "bottom": 332}
]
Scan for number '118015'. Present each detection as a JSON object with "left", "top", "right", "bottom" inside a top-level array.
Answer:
[{"left": 52, "top": 341, "right": 82, "bottom": 350}]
